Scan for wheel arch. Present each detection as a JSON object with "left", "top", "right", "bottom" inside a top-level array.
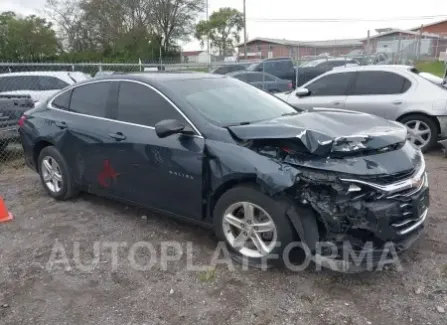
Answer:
[
  {"left": 397, "top": 111, "right": 440, "bottom": 135},
  {"left": 207, "top": 178, "right": 320, "bottom": 251},
  {"left": 33, "top": 140, "right": 55, "bottom": 168}
]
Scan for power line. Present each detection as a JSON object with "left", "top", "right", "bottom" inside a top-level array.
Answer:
[{"left": 248, "top": 15, "right": 447, "bottom": 23}]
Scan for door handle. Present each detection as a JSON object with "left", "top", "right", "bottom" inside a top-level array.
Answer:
[
  {"left": 55, "top": 121, "right": 67, "bottom": 129},
  {"left": 392, "top": 100, "right": 402, "bottom": 105},
  {"left": 332, "top": 101, "right": 341, "bottom": 105},
  {"left": 108, "top": 132, "right": 126, "bottom": 141}
]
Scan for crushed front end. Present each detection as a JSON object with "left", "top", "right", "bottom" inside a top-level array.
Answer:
[{"left": 254, "top": 141, "right": 429, "bottom": 271}]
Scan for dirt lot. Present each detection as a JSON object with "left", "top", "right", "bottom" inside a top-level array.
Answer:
[{"left": 1, "top": 149, "right": 447, "bottom": 325}]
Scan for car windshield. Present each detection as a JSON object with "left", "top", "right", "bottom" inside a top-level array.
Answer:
[{"left": 167, "top": 78, "right": 297, "bottom": 126}]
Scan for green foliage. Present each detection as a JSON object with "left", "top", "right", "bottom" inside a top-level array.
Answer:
[
  {"left": 195, "top": 7, "right": 244, "bottom": 56},
  {"left": 416, "top": 61, "right": 447, "bottom": 77},
  {"left": 0, "top": 12, "right": 59, "bottom": 61}
]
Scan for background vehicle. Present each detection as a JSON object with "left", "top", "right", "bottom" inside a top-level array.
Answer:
[
  {"left": 0, "top": 94, "right": 34, "bottom": 153},
  {"left": 296, "top": 58, "right": 359, "bottom": 86},
  {"left": 227, "top": 71, "right": 292, "bottom": 93},
  {"left": 0, "top": 71, "right": 88, "bottom": 105},
  {"left": 210, "top": 64, "right": 247, "bottom": 75},
  {"left": 19, "top": 73, "right": 428, "bottom": 270},
  {"left": 277, "top": 65, "right": 447, "bottom": 151},
  {"left": 246, "top": 57, "right": 296, "bottom": 88}
]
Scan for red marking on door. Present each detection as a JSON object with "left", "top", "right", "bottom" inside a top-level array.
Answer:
[{"left": 98, "top": 160, "right": 119, "bottom": 188}]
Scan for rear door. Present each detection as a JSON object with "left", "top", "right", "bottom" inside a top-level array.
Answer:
[
  {"left": 287, "top": 72, "right": 355, "bottom": 109},
  {"left": 48, "top": 81, "right": 117, "bottom": 189},
  {"left": 104, "top": 80, "right": 205, "bottom": 220},
  {"left": 344, "top": 71, "right": 411, "bottom": 119}
]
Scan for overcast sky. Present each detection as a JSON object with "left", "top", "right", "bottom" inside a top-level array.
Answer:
[{"left": 1, "top": 0, "right": 446, "bottom": 51}]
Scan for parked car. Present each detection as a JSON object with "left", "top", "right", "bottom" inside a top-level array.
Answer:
[
  {"left": 227, "top": 71, "right": 292, "bottom": 93},
  {"left": 0, "top": 94, "right": 34, "bottom": 153},
  {"left": 210, "top": 64, "right": 247, "bottom": 75},
  {"left": 246, "top": 57, "right": 297, "bottom": 88},
  {"left": 0, "top": 71, "right": 89, "bottom": 105},
  {"left": 19, "top": 73, "right": 429, "bottom": 271},
  {"left": 276, "top": 65, "right": 447, "bottom": 152},
  {"left": 296, "top": 58, "right": 359, "bottom": 86}
]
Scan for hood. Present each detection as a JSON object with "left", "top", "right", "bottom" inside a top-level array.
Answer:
[{"left": 228, "top": 108, "right": 408, "bottom": 157}]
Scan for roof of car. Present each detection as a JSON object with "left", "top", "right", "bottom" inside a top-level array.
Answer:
[
  {"left": 327, "top": 65, "right": 414, "bottom": 73},
  {"left": 94, "top": 72, "right": 225, "bottom": 83},
  {"left": 0, "top": 71, "right": 76, "bottom": 77}
]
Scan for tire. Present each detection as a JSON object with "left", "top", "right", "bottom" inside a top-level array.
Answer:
[
  {"left": 37, "top": 146, "right": 79, "bottom": 200},
  {"left": 213, "top": 184, "right": 297, "bottom": 267},
  {"left": 399, "top": 114, "right": 438, "bottom": 152}
]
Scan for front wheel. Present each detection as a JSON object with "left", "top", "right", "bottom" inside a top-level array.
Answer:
[
  {"left": 213, "top": 185, "right": 297, "bottom": 267},
  {"left": 399, "top": 114, "right": 438, "bottom": 152}
]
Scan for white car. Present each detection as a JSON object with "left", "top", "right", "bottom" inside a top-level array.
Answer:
[
  {"left": 276, "top": 65, "right": 447, "bottom": 152},
  {"left": 0, "top": 71, "right": 90, "bottom": 105}
]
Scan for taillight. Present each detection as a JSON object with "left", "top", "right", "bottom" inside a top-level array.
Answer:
[
  {"left": 18, "top": 115, "right": 27, "bottom": 127},
  {"left": 287, "top": 82, "right": 292, "bottom": 89}
]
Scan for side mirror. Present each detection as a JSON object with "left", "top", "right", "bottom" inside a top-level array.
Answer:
[
  {"left": 295, "top": 88, "right": 310, "bottom": 97},
  {"left": 155, "top": 119, "right": 185, "bottom": 138}
]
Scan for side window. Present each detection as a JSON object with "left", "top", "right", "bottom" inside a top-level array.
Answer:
[
  {"left": 0, "top": 76, "right": 40, "bottom": 91},
  {"left": 306, "top": 72, "right": 354, "bottom": 96},
  {"left": 246, "top": 73, "right": 265, "bottom": 82},
  {"left": 39, "top": 76, "right": 69, "bottom": 90},
  {"left": 52, "top": 90, "right": 72, "bottom": 110},
  {"left": 233, "top": 74, "right": 247, "bottom": 82},
  {"left": 352, "top": 71, "right": 410, "bottom": 95},
  {"left": 117, "top": 82, "right": 185, "bottom": 127},
  {"left": 70, "top": 82, "right": 111, "bottom": 117}
]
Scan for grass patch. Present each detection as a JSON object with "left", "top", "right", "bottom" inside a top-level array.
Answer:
[
  {"left": 415, "top": 61, "right": 446, "bottom": 77},
  {"left": 198, "top": 267, "right": 216, "bottom": 282}
]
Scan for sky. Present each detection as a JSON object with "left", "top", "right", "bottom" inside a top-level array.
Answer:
[{"left": 1, "top": 0, "right": 447, "bottom": 51}]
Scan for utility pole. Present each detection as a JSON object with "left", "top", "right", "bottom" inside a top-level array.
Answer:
[
  {"left": 243, "top": 0, "right": 247, "bottom": 59},
  {"left": 206, "top": 0, "right": 211, "bottom": 64}
]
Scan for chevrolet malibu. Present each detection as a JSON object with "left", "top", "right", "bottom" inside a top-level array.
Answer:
[{"left": 19, "top": 73, "right": 429, "bottom": 270}]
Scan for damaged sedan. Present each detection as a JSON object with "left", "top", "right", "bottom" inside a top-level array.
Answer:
[{"left": 18, "top": 73, "right": 429, "bottom": 270}]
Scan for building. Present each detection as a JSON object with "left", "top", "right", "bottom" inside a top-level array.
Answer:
[
  {"left": 236, "top": 37, "right": 363, "bottom": 60},
  {"left": 364, "top": 29, "right": 447, "bottom": 61},
  {"left": 181, "top": 51, "right": 215, "bottom": 63},
  {"left": 410, "top": 19, "right": 447, "bottom": 36}
]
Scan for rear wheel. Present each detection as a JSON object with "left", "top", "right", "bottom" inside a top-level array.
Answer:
[
  {"left": 38, "top": 146, "right": 79, "bottom": 200},
  {"left": 213, "top": 185, "right": 297, "bottom": 266},
  {"left": 399, "top": 114, "right": 438, "bottom": 152}
]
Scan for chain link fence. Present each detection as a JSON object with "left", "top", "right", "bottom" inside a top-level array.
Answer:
[{"left": 1, "top": 38, "right": 446, "bottom": 169}]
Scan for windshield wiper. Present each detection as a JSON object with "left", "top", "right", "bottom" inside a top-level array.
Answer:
[{"left": 281, "top": 112, "right": 299, "bottom": 117}]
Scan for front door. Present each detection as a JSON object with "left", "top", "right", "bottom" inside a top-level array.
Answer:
[
  {"left": 103, "top": 81, "right": 204, "bottom": 220},
  {"left": 287, "top": 72, "right": 355, "bottom": 110}
]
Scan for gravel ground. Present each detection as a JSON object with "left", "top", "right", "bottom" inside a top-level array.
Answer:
[{"left": 1, "top": 150, "right": 447, "bottom": 325}]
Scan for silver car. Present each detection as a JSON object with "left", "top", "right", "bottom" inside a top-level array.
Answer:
[{"left": 276, "top": 65, "right": 447, "bottom": 152}]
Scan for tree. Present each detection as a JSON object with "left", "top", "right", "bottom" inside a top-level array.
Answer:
[
  {"left": 0, "top": 12, "right": 59, "bottom": 61},
  {"left": 43, "top": 0, "right": 201, "bottom": 60},
  {"left": 195, "top": 7, "right": 243, "bottom": 56},
  {"left": 148, "top": 0, "right": 204, "bottom": 52}
]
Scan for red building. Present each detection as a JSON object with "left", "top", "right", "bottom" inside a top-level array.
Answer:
[{"left": 236, "top": 37, "right": 363, "bottom": 60}]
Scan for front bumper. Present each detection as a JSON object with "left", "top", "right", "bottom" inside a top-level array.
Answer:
[{"left": 303, "top": 158, "right": 429, "bottom": 272}]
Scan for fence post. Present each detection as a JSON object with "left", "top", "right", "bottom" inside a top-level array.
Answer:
[
  {"left": 396, "top": 34, "right": 402, "bottom": 64},
  {"left": 417, "top": 25, "right": 423, "bottom": 61}
]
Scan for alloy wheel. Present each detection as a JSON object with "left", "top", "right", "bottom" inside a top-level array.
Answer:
[
  {"left": 404, "top": 120, "right": 431, "bottom": 149},
  {"left": 41, "top": 156, "right": 63, "bottom": 193},
  {"left": 222, "top": 202, "right": 278, "bottom": 258}
]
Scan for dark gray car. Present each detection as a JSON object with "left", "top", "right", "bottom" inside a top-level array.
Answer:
[{"left": 228, "top": 71, "right": 292, "bottom": 93}]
